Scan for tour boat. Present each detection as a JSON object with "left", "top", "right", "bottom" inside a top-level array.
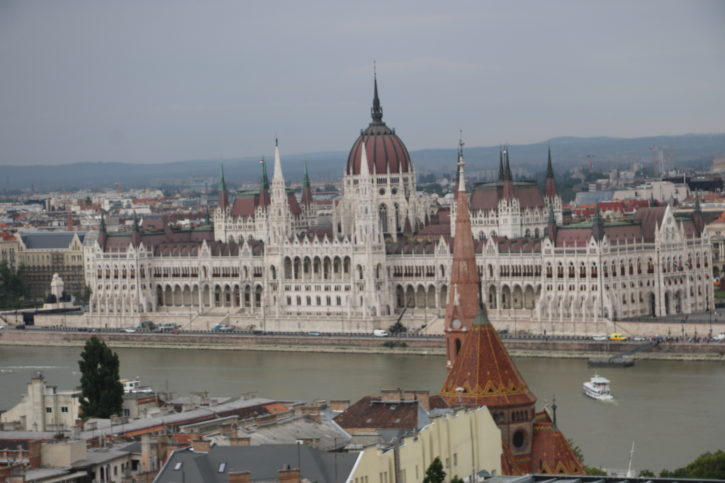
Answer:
[
  {"left": 121, "top": 378, "right": 153, "bottom": 394},
  {"left": 582, "top": 375, "right": 613, "bottom": 401}
]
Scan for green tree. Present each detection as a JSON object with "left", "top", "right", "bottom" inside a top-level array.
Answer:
[
  {"left": 76, "top": 285, "right": 92, "bottom": 306},
  {"left": 78, "top": 336, "right": 124, "bottom": 419},
  {"left": 423, "top": 457, "right": 446, "bottom": 483},
  {"left": 450, "top": 477, "right": 464, "bottom": 483},
  {"left": 660, "top": 450, "right": 725, "bottom": 479},
  {"left": 639, "top": 469, "right": 655, "bottom": 477},
  {"left": 0, "top": 262, "right": 28, "bottom": 309},
  {"left": 567, "top": 438, "right": 607, "bottom": 476}
]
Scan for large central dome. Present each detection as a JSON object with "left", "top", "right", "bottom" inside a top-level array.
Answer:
[{"left": 345, "top": 78, "right": 413, "bottom": 176}]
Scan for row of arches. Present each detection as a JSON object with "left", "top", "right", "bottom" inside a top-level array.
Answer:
[{"left": 394, "top": 284, "right": 448, "bottom": 309}]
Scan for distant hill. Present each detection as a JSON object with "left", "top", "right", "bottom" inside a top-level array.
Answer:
[{"left": 2, "top": 133, "right": 724, "bottom": 191}]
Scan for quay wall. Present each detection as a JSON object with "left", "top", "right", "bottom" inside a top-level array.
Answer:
[
  {"left": 20, "top": 312, "right": 725, "bottom": 340},
  {"left": 1, "top": 329, "right": 723, "bottom": 361}
]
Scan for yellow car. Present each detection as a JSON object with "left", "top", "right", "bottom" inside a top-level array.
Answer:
[{"left": 609, "top": 333, "right": 628, "bottom": 341}]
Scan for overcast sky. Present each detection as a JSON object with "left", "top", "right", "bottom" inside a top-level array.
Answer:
[{"left": 0, "top": 0, "right": 723, "bottom": 166}]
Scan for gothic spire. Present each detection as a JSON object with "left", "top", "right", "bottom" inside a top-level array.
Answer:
[
  {"left": 545, "top": 146, "right": 557, "bottom": 198},
  {"left": 273, "top": 138, "right": 285, "bottom": 184},
  {"left": 260, "top": 156, "right": 270, "bottom": 190},
  {"left": 371, "top": 69, "right": 384, "bottom": 125},
  {"left": 301, "top": 161, "right": 313, "bottom": 207},
  {"left": 502, "top": 147, "right": 515, "bottom": 200},
  {"left": 498, "top": 148, "right": 505, "bottom": 182}
]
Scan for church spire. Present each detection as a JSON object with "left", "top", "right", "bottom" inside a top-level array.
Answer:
[
  {"left": 371, "top": 66, "right": 384, "bottom": 125},
  {"left": 545, "top": 146, "right": 557, "bottom": 199},
  {"left": 693, "top": 191, "right": 704, "bottom": 234},
  {"left": 444, "top": 136, "right": 480, "bottom": 370}
]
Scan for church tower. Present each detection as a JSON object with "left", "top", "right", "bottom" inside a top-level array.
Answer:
[
  {"left": 544, "top": 146, "right": 563, "bottom": 225},
  {"left": 444, "top": 140, "right": 481, "bottom": 369}
]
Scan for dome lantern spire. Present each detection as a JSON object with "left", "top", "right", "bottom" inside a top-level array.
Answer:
[{"left": 371, "top": 64, "right": 384, "bottom": 125}]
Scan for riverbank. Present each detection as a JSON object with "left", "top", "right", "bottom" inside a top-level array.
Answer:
[{"left": 1, "top": 328, "right": 724, "bottom": 361}]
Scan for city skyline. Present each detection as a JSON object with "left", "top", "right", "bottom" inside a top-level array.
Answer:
[{"left": 1, "top": 0, "right": 724, "bottom": 166}]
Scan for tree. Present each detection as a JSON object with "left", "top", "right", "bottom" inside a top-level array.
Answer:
[
  {"left": 78, "top": 336, "right": 124, "bottom": 419},
  {"left": 660, "top": 450, "right": 725, "bottom": 479},
  {"left": 423, "top": 457, "right": 446, "bottom": 483},
  {"left": 0, "top": 262, "right": 28, "bottom": 309}
]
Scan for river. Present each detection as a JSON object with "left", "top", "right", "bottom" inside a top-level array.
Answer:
[{"left": 1, "top": 345, "right": 723, "bottom": 473}]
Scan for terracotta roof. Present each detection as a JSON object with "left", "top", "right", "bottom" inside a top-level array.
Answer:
[
  {"left": 470, "top": 182, "right": 545, "bottom": 211},
  {"left": 229, "top": 190, "right": 301, "bottom": 218},
  {"left": 633, "top": 206, "right": 667, "bottom": 242},
  {"left": 529, "top": 411, "right": 586, "bottom": 475},
  {"left": 334, "top": 396, "right": 424, "bottom": 432},
  {"left": 441, "top": 308, "right": 537, "bottom": 408}
]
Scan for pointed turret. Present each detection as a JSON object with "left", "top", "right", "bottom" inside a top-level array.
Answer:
[
  {"left": 498, "top": 148, "right": 505, "bottom": 182},
  {"left": 272, "top": 138, "right": 285, "bottom": 184},
  {"left": 217, "top": 164, "right": 229, "bottom": 210},
  {"left": 591, "top": 205, "right": 605, "bottom": 241},
  {"left": 502, "top": 147, "right": 515, "bottom": 200},
  {"left": 546, "top": 206, "right": 557, "bottom": 242},
  {"left": 301, "top": 161, "right": 313, "bottom": 207},
  {"left": 444, "top": 138, "right": 480, "bottom": 370},
  {"left": 98, "top": 211, "right": 107, "bottom": 250},
  {"left": 545, "top": 146, "right": 557, "bottom": 199},
  {"left": 693, "top": 191, "right": 704, "bottom": 234},
  {"left": 258, "top": 157, "right": 270, "bottom": 206}
]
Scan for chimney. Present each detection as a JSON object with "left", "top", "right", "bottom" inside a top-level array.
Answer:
[
  {"left": 329, "top": 400, "right": 350, "bottom": 412},
  {"left": 228, "top": 472, "right": 252, "bottom": 483},
  {"left": 28, "top": 440, "right": 42, "bottom": 468},
  {"left": 228, "top": 437, "right": 251, "bottom": 447},
  {"left": 141, "top": 434, "right": 151, "bottom": 473},
  {"left": 191, "top": 439, "right": 211, "bottom": 453},
  {"left": 279, "top": 467, "right": 301, "bottom": 483},
  {"left": 301, "top": 406, "right": 321, "bottom": 423}
]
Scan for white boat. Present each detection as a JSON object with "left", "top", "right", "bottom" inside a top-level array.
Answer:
[
  {"left": 121, "top": 378, "right": 154, "bottom": 394},
  {"left": 583, "top": 375, "right": 613, "bottom": 400}
]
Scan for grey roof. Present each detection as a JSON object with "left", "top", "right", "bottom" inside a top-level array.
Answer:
[
  {"left": 0, "top": 397, "right": 278, "bottom": 444},
  {"left": 236, "top": 414, "right": 351, "bottom": 451},
  {"left": 19, "top": 231, "right": 86, "bottom": 249},
  {"left": 485, "top": 474, "right": 725, "bottom": 483},
  {"left": 155, "top": 444, "right": 359, "bottom": 483}
]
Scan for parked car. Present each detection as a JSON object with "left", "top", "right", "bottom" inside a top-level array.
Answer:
[
  {"left": 609, "top": 333, "right": 628, "bottom": 341},
  {"left": 591, "top": 334, "right": 608, "bottom": 341},
  {"left": 373, "top": 329, "right": 389, "bottom": 337},
  {"left": 138, "top": 320, "right": 157, "bottom": 331},
  {"left": 212, "top": 324, "right": 234, "bottom": 332},
  {"left": 123, "top": 328, "right": 136, "bottom": 333},
  {"left": 157, "top": 322, "right": 179, "bottom": 332},
  {"left": 713, "top": 333, "right": 725, "bottom": 342}
]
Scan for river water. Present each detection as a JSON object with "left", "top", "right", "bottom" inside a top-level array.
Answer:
[{"left": 1, "top": 345, "right": 723, "bottom": 473}]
